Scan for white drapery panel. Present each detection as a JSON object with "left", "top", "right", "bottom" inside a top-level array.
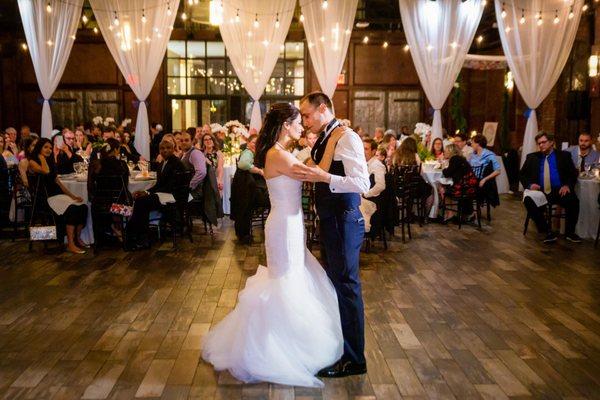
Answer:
[
  {"left": 399, "top": 0, "right": 483, "bottom": 148},
  {"left": 495, "top": 0, "right": 583, "bottom": 165},
  {"left": 300, "top": 0, "right": 357, "bottom": 98},
  {"left": 90, "top": 0, "right": 179, "bottom": 160},
  {"left": 219, "top": 0, "right": 295, "bottom": 131},
  {"left": 18, "top": 0, "right": 83, "bottom": 138}
]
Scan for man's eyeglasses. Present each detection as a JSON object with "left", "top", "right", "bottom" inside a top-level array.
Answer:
[{"left": 537, "top": 140, "right": 549, "bottom": 145}]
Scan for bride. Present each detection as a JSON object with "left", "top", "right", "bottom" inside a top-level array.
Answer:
[{"left": 201, "top": 103, "right": 343, "bottom": 388}]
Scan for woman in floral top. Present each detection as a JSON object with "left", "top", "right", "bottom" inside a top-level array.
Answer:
[{"left": 201, "top": 132, "right": 224, "bottom": 192}]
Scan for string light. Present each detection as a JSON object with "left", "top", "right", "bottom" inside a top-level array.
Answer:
[
  {"left": 275, "top": 13, "right": 280, "bottom": 29},
  {"left": 21, "top": 43, "right": 28, "bottom": 51},
  {"left": 382, "top": 41, "right": 388, "bottom": 48},
  {"left": 450, "top": 41, "right": 458, "bottom": 49},
  {"left": 46, "top": 2, "right": 52, "bottom": 13},
  {"left": 235, "top": 9, "right": 240, "bottom": 23},
  {"left": 537, "top": 10, "right": 543, "bottom": 26},
  {"left": 181, "top": 11, "right": 187, "bottom": 21},
  {"left": 93, "top": 26, "right": 99, "bottom": 34},
  {"left": 501, "top": 2, "right": 506, "bottom": 19},
  {"left": 476, "top": 35, "right": 483, "bottom": 44},
  {"left": 505, "top": 26, "right": 511, "bottom": 33},
  {"left": 426, "top": 44, "right": 433, "bottom": 51},
  {"left": 82, "top": 14, "right": 88, "bottom": 24},
  {"left": 299, "top": 13, "right": 304, "bottom": 23},
  {"left": 253, "top": 14, "right": 259, "bottom": 28},
  {"left": 582, "top": 4, "right": 589, "bottom": 12},
  {"left": 481, "top": 0, "right": 487, "bottom": 7},
  {"left": 520, "top": 9, "right": 525, "bottom": 24},
  {"left": 46, "top": 39, "right": 53, "bottom": 46},
  {"left": 403, "top": 44, "right": 410, "bottom": 52},
  {"left": 322, "top": 0, "right": 328, "bottom": 10},
  {"left": 569, "top": 6, "right": 574, "bottom": 19},
  {"left": 141, "top": 9, "right": 147, "bottom": 23},
  {"left": 167, "top": 3, "right": 172, "bottom": 16},
  {"left": 113, "top": 11, "right": 119, "bottom": 26},
  {"left": 362, "top": 35, "right": 369, "bottom": 44},
  {"left": 553, "top": 10, "right": 559, "bottom": 24}
]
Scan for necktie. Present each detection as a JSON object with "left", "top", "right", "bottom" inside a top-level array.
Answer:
[
  {"left": 543, "top": 156, "right": 551, "bottom": 194},
  {"left": 580, "top": 154, "right": 586, "bottom": 172}
]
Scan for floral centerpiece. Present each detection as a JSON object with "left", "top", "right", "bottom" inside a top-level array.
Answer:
[{"left": 220, "top": 120, "right": 249, "bottom": 165}]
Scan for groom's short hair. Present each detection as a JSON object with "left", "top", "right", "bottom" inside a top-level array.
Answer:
[{"left": 301, "top": 91, "right": 333, "bottom": 111}]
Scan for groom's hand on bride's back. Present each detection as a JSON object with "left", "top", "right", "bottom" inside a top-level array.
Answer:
[{"left": 291, "top": 163, "right": 330, "bottom": 183}]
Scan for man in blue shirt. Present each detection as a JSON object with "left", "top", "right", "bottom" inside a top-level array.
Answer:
[{"left": 519, "top": 132, "right": 580, "bottom": 243}]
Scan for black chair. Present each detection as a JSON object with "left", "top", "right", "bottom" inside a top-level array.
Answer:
[
  {"left": 523, "top": 202, "right": 566, "bottom": 236},
  {"left": 441, "top": 165, "right": 482, "bottom": 229},
  {"left": 394, "top": 165, "right": 422, "bottom": 242},
  {"left": 302, "top": 182, "right": 319, "bottom": 250},
  {"left": 90, "top": 174, "right": 132, "bottom": 253},
  {"left": 152, "top": 171, "right": 193, "bottom": 248},
  {"left": 27, "top": 175, "right": 60, "bottom": 251},
  {"left": 10, "top": 168, "right": 33, "bottom": 240},
  {"left": 473, "top": 161, "right": 498, "bottom": 222},
  {"left": 594, "top": 193, "right": 599, "bottom": 247}
]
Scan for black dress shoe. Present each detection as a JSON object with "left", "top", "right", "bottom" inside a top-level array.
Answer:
[{"left": 317, "top": 360, "right": 367, "bottom": 378}]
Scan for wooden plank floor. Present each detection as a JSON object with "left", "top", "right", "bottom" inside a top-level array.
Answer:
[{"left": 0, "top": 195, "right": 599, "bottom": 400}]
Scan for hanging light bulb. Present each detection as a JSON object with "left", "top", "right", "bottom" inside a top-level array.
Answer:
[
  {"left": 322, "top": 0, "right": 328, "bottom": 10},
  {"left": 299, "top": 13, "right": 304, "bottom": 23},
  {"left": 481, "top": 0, "right": 487, "bottom": 7},
  {"left": 253, "top": 14, "right": 259, "bottom": 28},
  {"left": 113, "top": 11, "right": 119, "bottom": 26},
  {"left": 21, "top": 43, "right": 28, "bottom": 51},
  {"left": 188, "top": 0, "right": 193, "bottom": 5},
  {"left": 46, "top": 39, "right": 53, "bottom": 46},
  {"left": 426, "top": 44, "right": 433, "bottom": 51},
  {"left": 275, "top": 13, "right": 280, "bottom": 29},
  {"left": 181, "top": 11, "right": 187, "bottom": 21},
  {"left": 46, "top": 2, "right": 52, "bottom": 13},
  {"left": 234, "top": 9, "right": 240, "bottom": 22},
  {"left": 141, "top": 9, "right": 147, "bottom": 24},
  {"left": 403, "top": 44, "right": 410, "bottom": 52},
  {"left": 450, "top": 41, "right": 458, "bottom": 49},
  {"left": 209, "top": 0, "right": 223, "bottom": 25},
  {"left": 553, "top": 10, "right": 559, "bottom": 24},
  {"left": 537, "top": 10, "right": 543, "bottom": 26},
  {"left": 82, "top": 14, "right": 88, "bottom": 24},
  {"left": 167, "top": 3, "right": 172, "bottom": 16},
  {"left": 93, "top": 26, "right": 99, "bottom": 34},
  {"left": 505, "top": 26, "right": 511, "bottom": 33},
  {"left": 362, "top": 35, "right": 369, "bottom": 44},
  {"left": 583, "top": 4, "right": 589, "bottom": 12},
  {"left": 569, "top": 6, "right": 574, "bottom": 19},
  {"left": 520, "top": 9, "right": 525, "bottom": 24},
  {"left": 501, "top": 3, "right": 506, "bottom": 19},
  {"left": 476, "top": 35, "right": 483, "bottom": 44},
  {"left": 382, "top": 41, "right": 388, "bottom": 48}
]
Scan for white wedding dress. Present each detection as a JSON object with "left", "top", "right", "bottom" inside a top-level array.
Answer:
[{"left": 202, "top": 174, "right": 343, "bottom": 388}]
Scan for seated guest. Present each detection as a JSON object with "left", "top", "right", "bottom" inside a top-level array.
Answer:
[
  {"left": 569, "top": 132, "right": 599, "bottom": 172},
  {"left": 398, "top": 125, "right": 410, "bottom": 143},
  {"left": 454, "top": 133, "right": 473, "bottom": 161},
  {"left": 520, "top": 132, "right": 580, "bottom": 243},
  {"left": 73, "top": 128, "right": 92, "bottom": 157},
  {"left": 53, "top": 130, "right": 84, "bottom": 174},
  {"left": 88, "top": 138, "right": 130, "bottom": 241},
  {"left": 0, "top": 134, "right": 18, "bottom": 166},
  {"left": 20, "top": 125, "right": 31, "bottom": 142},
  {"left": 154, "top": 133, "right": 182, "bottom": 164},
  {"left": 230, "top": 134, "right": 266, "bottom": 244},
  {"left": 363, "top": 139, "right": 386, "bottom": 200},
  {"left": 376, "top": 145, "right": 388, "bottom": 165},
  {"left": 441, "top": 144, "right": 478, "bottom": 220},
  {"left": 393, "top": 136, "right": 421, "bottom": 167},
  {"left": 18, "top": 136, "right": 38, "bottom": 189},
  {"left": 28, "top": 138, "right": 88, "bottom": 254},
  {"left": 373, "top": 127, "right": 385, "bottom": 144},
  {"left": 201, "top": 132, "right": 224, "bottom": 192},
  {"left": 126, "top": 140, "right": 186, "bottom": 250},
  {"left": 4, "top": 127, "right": 19, "bottom": 155},
  {"left": 120, "top": 131, "right": 141, "bottom": 163},
  {"left": 432, "top": 138, "right": 445, "bottom": 161},
  {"left": 295, "top": 131, "right": 319, "bottom": 164},
  {"left": 195, "top": 124, "right": 212, "bottom": 149},
  {"left": 470, "top": 134, "right": 500, "bottom": 207},
  {"left": 180, "top": 130, "right": 207, "bottom": 199},
  {"left": 90, "top": 126, "right": 117, "bottom": 160}
]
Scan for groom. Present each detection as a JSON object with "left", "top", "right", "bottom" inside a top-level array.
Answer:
[{"left": 293, "top": 92, "right": 370, "bottom": 378}]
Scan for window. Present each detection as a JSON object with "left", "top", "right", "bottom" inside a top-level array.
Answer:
[{"left": 166, "top": 40, "right": 305, "bottom": 130}]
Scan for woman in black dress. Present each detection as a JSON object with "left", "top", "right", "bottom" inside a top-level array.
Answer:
[{"left": 28, "top": 138, "right": 88, "bottom": 254}]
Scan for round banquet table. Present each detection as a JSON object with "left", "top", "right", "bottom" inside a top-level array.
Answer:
[
  {"left": 61, "top": 176, "right": 156, "bottom": 244},
  {"left": 222, "top": 164, "right": 236, "bottom": 215},
  {"left": 421, "top": 166, "right": 452, "bottom": 218},
  {"left": 575, "top": 177, "right": 600, "bottom": 239}
]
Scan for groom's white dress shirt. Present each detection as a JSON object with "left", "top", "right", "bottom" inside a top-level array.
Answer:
[{"left": 321, "top": 120, "right": 370, "bottom": 195}]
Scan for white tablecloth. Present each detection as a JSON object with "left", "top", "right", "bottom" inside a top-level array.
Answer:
[
  {"left": 222, "top": 164, "right": 236, "bottom": 215},
  {"left": 575, "top": 178, "right": 600, "bottom": 239},
  {"left": 61, "top": 177, "right": 156, "bottom": 244},
  {"left": 421, "top": 167, "right": 452, "bottom": 218},
  {"left": 496, "top": 156, "right": 510, "bottom": 194}
]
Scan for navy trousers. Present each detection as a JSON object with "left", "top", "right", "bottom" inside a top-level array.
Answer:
[{"left": 318, "top": 206, "right": 366, "bottom": 365}]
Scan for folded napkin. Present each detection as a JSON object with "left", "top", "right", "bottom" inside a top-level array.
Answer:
[
  {"left": 47, "top": 194, "right": 85, "bottom": 215},
  {"left": 523, "top": 189, "right": 548, "bottom": 207},
  {"left": 156, "top": 192, "right": 176, "bottom": 205}
]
